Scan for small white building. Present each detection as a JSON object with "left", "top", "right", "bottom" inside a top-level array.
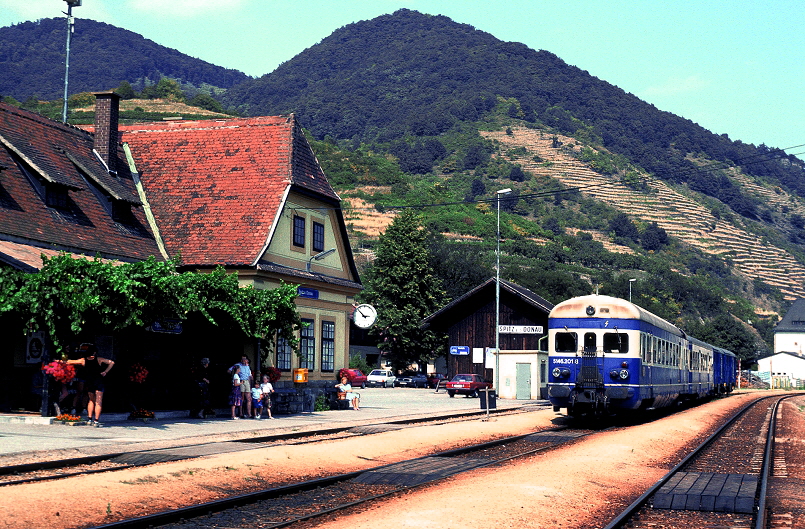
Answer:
[
  {"left": 756, "top": 352, "right": 805, "bottom": 388},
  {"left": 774, "top": 298, "right": 805, "bottom": 355}
]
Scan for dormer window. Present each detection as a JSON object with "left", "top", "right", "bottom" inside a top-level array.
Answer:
[
  {"left": 11, "top": 151, "right": 71, "bottom": 210},
  {"left": 46, "top": 185, "right": 69, "bottom": 209}
]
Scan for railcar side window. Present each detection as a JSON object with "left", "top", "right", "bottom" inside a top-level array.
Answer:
[
  {"left": 554, "top": 332, "right": 578, "bottom": 353},
  {"left": 603, "top": 333, "right": 628, "bottom": 354}
]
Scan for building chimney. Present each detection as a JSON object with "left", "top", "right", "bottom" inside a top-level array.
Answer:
[{"left": 92, "top": 90, "right": 121, "bottom": 173}]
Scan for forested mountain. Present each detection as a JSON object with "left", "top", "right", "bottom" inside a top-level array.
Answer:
[
  {"left": 222, "top": 9, "right": 804, "bottom": 218},
  {"left": 0, "top": 17, "right": 250, "bottom": 100}
]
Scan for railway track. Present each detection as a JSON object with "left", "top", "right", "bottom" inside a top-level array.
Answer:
[
  {"left": 604, "top": 394, "right": 796, "bottom": 529},
  {"left": 79, "top": 426, "right": 600, "bottom": 529},
  {"left": 0, "top": 406, "right": 544, "bottom": 487}
]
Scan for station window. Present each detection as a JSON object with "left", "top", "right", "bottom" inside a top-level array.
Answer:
[
  {"left": 312, "top": 221, "right": 325, "bottom": 252},
  {"left": 276, "top": 335, "right": 292, "bottom": 371},
  {"left": 603, "top": 333, "right": 628, "bottom": 354},
  {"left": 321, "top": 321, "right": 335, "bottom": 372},
  {"left": 300, "top": 318, "right": 315, "bottom": 370},
  {"left": 293, "top": 215, "right": 306, "bottom": 247},
  {"left": 554, "top": 332, "right": 577, "bottom": 353}
]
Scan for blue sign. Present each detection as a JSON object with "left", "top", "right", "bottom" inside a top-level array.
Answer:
[
  {"left": 450, "top": 345, "right": 470, "bottom": 356},
  {"left": 149, "top": 319, "right": 183, "bottom": 334},
  {"left": 297, "top": 287, "right": 319, "bottom": 299}
]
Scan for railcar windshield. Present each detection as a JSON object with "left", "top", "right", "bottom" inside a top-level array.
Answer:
[
  {"left": 603, "top": 332, "right": 629, "bottom": 354},
  {"left": 554, "top": 332, "right": 578, "bottom": 352}
]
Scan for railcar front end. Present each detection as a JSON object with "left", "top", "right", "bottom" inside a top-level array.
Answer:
[{"left": 547, "top": 295, "right": 650, "bottom": 416}]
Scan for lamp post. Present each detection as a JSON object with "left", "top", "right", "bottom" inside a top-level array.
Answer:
[
  {"left": 629, "top": 278, "right": 636, "bottom": 303},
  {"left": 495, "top": 188, "right": 512, "bottom": 395},
  {"left": 62, "top": 0, "right": 81, "bottom": 123},
  {"left": 307, "top": 248, "right": 336, "bottom": 272}
]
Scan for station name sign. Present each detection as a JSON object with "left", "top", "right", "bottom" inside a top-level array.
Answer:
[{"left": 498, "top": 325, "right": 543, "bottom": 334}]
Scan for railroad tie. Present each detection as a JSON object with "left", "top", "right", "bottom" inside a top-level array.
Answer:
[{"left": 652, "top": 471, "right": 757, "bottom": 514}]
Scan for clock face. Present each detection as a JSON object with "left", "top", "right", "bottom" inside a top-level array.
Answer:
[{"left": 353, "top": 304, "right": 377, "bottom": 329}]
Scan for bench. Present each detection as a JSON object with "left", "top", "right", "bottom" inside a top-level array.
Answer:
[{"left": 327, "top": 389, "right": 356, "bottom": 410}]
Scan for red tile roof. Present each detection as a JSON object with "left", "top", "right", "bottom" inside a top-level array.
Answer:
[
  {"left": 0, "top": 102, "right": 161, "bottom": 264},
  {"left": 120, "top": 115, "right": 340, "bottom": 267}
]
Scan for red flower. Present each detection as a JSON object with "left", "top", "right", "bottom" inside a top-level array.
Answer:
[
  {"left": 42, "top": 361, "right": 76, "bottom": 384},
  {"left": 129, "top": 363, "right": 149, "bottom": 384}
]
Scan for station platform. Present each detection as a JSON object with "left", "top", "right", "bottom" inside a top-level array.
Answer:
[{"left": 0, "top": 387, "right": 550, "bottom": 463}]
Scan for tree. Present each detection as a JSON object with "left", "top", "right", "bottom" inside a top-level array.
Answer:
[
  {"left": 188, "top": 93, "right": 224, "bottom": 113},
  {"left": 114, "top": 81, "right": 137, "bottom": 100},
  {"left": 641, "top": 222, "right": 669, "bottom": 251},
  {"left": 0, "top": 254, "right": 301, "bottom": 356},
  {"left": 359, "top": 211, "right": 447, "bottom": 370},
  {"left": 608, "top": 213, "right": 639, "bottom": 242}
]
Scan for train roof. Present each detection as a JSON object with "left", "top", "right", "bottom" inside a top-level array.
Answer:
[{"left": 549, "top": 295, "right": 683, "bottom": 336}]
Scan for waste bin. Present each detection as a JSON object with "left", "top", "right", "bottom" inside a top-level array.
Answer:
[
  {"left": 293, "top": 368, "right": 308, "bottom": 383},
  {"left": 479, "top": 389, "right": 496, "bottom": 409}
]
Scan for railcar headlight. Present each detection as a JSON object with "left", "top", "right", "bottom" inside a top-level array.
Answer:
[
  {"left": 619, "top": 369, "right": 629, "bottom": 380},
  {"left": 609, "top": 370, "right": 620, "bottom": 379},
  {"left": 553, "top": 367, "right": 571, "bottom": 378}
]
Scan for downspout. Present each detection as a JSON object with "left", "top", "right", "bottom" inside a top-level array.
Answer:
[{"left": 122, "top": 143, "right": 170, "bottom": 260}]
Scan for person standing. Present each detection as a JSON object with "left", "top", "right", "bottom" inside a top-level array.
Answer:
[
  {"left": 260, "top": 373, "right": 275, "bottom": 419},
  {"left": 229, "top": 364, "right": 242, "bottom": 419},
  {"left": 66, "top": 343, "right": 114, "bottom": 427},
  {"left": 191, "top": 358, "right": 211, "bottom": 419},
  {"left": 228, "top": 356, "right": 253, "bottom": 418}
]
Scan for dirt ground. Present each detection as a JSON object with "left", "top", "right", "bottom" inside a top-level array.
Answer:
[{"left": 0, "top": 392, "right": 767, "bottom": 528}]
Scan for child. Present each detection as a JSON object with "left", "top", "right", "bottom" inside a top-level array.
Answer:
[
  {"left": 229, "top": 365, "right": 242, "bottom": 420},
  {"left": 251, "top": 384, "right": 264, "bottom": 419},
  {"left": 260, "top": 374, "right": 275, "bottom": 419}
]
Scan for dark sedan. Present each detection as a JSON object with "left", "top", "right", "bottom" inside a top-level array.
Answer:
[{"left": 397, "top": 372, "right": 428, "bottom": 388}]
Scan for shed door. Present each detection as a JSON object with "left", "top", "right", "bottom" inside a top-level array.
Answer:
[{"left": 516, "top": 363, "right": 531, "bottom": 399}]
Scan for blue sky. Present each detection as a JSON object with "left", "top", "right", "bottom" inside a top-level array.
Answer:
[{"left": 1, "top": 0, "right": 802, "bottom": 154}]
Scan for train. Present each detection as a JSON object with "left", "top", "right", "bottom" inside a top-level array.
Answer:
[{"left": 547, "top": 295, "right": 736, "bottom": 417}]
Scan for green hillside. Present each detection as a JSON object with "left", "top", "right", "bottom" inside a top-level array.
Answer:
[{"left": 0, "top": 17, "right": 251, "bottom": 101}]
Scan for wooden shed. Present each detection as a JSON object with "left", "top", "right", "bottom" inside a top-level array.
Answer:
[{"left": 422, "top": 278, "right": 554, "bottom": 399}]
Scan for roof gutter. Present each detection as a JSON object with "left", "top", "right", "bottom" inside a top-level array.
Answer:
[
  {"left": 253, "top": 184, "right": 292, "bottom": 267},
  {"left": 122, "top": 142, "right": 170, "bottom": 261}
]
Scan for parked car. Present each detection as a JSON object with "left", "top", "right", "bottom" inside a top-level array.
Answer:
[
  {"left": 339, "top": 368, "right": 367, "bottom": 389},
  {"left": 367, "top": 369, "right": 397, "bottom": 387},
  {"left": 397, "top": 372, "right": 428, "bottom": 388},
  {"left": 445, "top": 374, "right": 492, "bottom": 397},
  {"left": 428, "top": 373, "right": 448, "bottom": 389}
]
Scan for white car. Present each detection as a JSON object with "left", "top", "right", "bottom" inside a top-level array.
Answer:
[{"left": 366, "top": 369, "right": 397, "bottom": 387}]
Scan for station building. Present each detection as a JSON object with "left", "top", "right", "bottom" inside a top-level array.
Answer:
[{"left": 0, "top": 93, "right": 362, "bottom": 413}]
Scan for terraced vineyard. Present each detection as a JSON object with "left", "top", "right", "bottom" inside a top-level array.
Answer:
[{"left": 483, "top": 127, "right": 805, "bottom": 300}]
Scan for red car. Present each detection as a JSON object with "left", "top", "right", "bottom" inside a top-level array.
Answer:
[
  {"left": 445, "top": 374, "right": 492, "bottom": 398},
  {"left": 428, "top": 373, "right": 448, "bottom": 389},
  {"left": 339, "top": 368, "right": 367, "bottom": 389}
]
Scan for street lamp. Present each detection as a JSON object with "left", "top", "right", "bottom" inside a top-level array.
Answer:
[
  {"left": 629, "top": 278, "right": 636, "bottom": 303},
  {"left": 62, "top": 0, "right": 81, "bottom": 123},
  {"left": 307, "top": 248, "right": 336, "bottom": 272},
  {"left": 495, "top": 188, "right": 512, "bottom": 395}
]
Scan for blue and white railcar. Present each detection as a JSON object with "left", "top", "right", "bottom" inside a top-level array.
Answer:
[{"left": 547, "top": 295, "right": 735, "bottom": 417}]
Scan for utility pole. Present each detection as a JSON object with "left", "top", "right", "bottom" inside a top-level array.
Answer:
[{"left": 62, "top": 1, "right": 81, "bottom": 123}]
